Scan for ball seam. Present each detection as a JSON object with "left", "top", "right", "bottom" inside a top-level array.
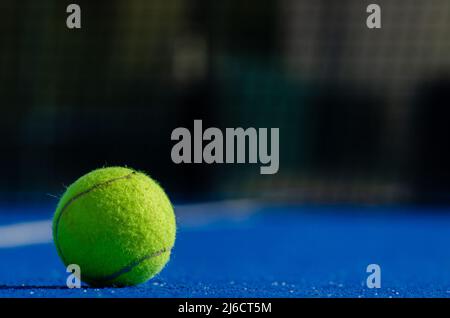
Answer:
[{"left": 82, "top": 248, "right": 169, "bottom": 285}]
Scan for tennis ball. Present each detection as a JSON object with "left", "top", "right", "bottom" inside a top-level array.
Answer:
[{"left": 52, "top": 167, "right": 176, "bottom": 287}]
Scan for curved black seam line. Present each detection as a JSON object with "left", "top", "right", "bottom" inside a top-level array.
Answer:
[
  {"left": 54, "top": 172, "right": 136, "bottom": 266},
  {"left": 88, "top": 247, "right": 170, "bottom": 283}
]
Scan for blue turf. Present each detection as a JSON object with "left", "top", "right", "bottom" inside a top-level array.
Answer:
[{"left": 1, "top": 204, "right": 450, "bottom": 297}]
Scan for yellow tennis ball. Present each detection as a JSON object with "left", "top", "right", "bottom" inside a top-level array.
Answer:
[{"left": 52, "top": 167, "right": 176, "bottom": 287}]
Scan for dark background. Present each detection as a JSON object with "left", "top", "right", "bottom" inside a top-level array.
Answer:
[{"left": 1, "top": 0, "right": 450, "bottom": 205}]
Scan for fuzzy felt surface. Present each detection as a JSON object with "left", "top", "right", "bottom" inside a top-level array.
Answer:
[{"left": 52, "top": 167, "right": 176, "bottom": 286}]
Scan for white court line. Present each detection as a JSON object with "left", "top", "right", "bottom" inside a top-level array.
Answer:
[
  {"left": 0, "top": 200, "right": 260, "bottom": 248},
  {"left": 0, "top": 220, "right": 52, "bottom": 248}
]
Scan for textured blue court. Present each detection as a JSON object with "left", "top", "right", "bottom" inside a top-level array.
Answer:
[{"left": 1, "top": 203, "right": 450, "bottom": 297}]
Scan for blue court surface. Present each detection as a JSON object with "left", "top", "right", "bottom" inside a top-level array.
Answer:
[{"left": 1, "top": 202, "right": 450, "bottom": 298}]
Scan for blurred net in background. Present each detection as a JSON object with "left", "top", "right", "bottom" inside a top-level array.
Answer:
[{"left": 1, "top": 0, "right": 449, "bottom": 205}]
